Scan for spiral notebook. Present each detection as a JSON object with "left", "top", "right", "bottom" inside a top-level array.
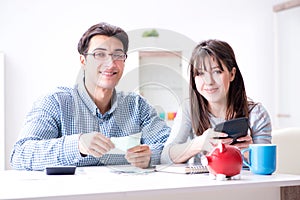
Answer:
[{"left": 155, "top": 164, "right": 208, "bottom": 174}]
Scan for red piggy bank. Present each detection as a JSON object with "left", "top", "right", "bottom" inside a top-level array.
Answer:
[{"left": 201, "top": 143, "right": 243, "bottom": 180}]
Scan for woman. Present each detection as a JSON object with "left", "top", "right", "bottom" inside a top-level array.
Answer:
[{"left": 161, "top": 39, "right": 272, "bottom": 164}]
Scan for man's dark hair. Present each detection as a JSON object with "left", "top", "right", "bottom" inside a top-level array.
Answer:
[{"left": 77, "top": 22, "right": 129, "bottom": 54}]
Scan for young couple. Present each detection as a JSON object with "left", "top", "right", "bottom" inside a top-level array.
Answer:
[{"left": 10, "top": 22, "right": 271, "bottom": 170}]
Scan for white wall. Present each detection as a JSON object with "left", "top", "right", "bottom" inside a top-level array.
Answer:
[
  {"left": 0, "top": 52, "right": 4, "bottom": 170},
  {"left": 274, "top": 6, "right": 300, "bottom": 128},
  {"left": 0, "top": 0, "right": 281, "bottom": 169}
]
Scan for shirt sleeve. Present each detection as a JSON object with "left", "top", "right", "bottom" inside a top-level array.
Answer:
[
  {"left": 160, "top": 99, "right": 194, "bottom": 164},
  {"left": 248, "top": 103, "right": 272, "bottom": 144},
  {"left": 10, "top": 94, "right": 82, "bottom": 170}
]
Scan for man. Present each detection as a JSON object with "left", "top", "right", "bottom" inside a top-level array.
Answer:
[{"left": 10, "top": 22, "right": 170, "bottom": 170}]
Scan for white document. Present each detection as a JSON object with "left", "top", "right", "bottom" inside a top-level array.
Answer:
[
  {"left": 108, "top": 132, "right": 141, "bottom": 154},
  {"left": 108, "top": 165, "right": 155, "bottom": 174}
]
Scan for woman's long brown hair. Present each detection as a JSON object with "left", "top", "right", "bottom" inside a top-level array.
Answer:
[{"left": 189, "top": 39, "right": 255, "bottom": 136}]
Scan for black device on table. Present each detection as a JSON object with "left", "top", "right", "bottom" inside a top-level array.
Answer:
[
  {"left": 46, "top": 166, "right": 76, "bottom": 175},
  {"left": 214, "top": 117, "right": 249, "bottom": 144}
]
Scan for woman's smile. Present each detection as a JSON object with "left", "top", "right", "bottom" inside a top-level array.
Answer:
[{"left": 204, "top": 87, "right": 218, "bottom": 94}]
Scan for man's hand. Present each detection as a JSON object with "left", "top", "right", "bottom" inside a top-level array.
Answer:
[
  {"left": 125, "top": 145, "right": 151, "bottom": 169},
  {"left": 78, "top": 132, "right": 115, "bottom": 157}
]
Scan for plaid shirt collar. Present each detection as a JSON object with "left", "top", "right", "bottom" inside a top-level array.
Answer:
[{"left": 77, "top": 77, "right": 118, "bottom": 117}]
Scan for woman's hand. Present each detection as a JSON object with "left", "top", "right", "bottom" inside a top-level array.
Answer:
[
  {"left": 192, "top": 128, "right": 228, "bottom": 153},
  {"left": 233, "top": 134, "right": 253, "bottom": 150},
  {"left": 217, "top": 137, "right": 233, "bottom": 145},
  {"left": 217, "top": 134, "right": 253, "bottom": 149},
  {"left": 169, "top": 128, "right": 227, "bottom": 163}
]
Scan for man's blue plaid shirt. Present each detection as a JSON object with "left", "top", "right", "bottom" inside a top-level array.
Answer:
[{"left": 10, "top": 78, "right": 171, "bottom": 170}]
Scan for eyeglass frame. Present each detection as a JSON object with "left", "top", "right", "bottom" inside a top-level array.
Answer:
[{"left": 83, "top": 51, "right": 127, "bottom": 61}]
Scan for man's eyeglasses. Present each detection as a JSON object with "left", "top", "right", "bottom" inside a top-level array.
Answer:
[{"left": 84, "top": 51, "right": 127, "bottom": 61}]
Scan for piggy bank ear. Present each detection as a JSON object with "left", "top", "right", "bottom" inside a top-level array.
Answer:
[{"left": 218, "top": 142, "right": 226, "bottom": 153}]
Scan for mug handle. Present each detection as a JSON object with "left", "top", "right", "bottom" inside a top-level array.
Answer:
[{"left": 241, "top": 148, "right": 251, "bottom": 167}]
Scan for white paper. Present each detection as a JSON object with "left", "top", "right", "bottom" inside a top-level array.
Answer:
[
  {"left": 108, "top": 165, "right": 155, "bottom": 174},
  {"left": 108, "top": 133, "right": 141, "bottom": 154}
]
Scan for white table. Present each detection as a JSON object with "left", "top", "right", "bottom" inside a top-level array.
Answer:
[{"left": 0, "top": 166, "right": 300, "bottom": 200}]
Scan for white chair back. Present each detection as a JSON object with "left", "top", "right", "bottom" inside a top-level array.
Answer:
[{"left": 272, "top": 127, "right": 300, "bottom": 175}]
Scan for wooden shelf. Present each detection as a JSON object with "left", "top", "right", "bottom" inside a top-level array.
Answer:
[
  {"left": 273, "top": 0, "right": 300, "bottom": 12},
  {"left": 139, "top": 51, "right": 181, "bottom": 58}
]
